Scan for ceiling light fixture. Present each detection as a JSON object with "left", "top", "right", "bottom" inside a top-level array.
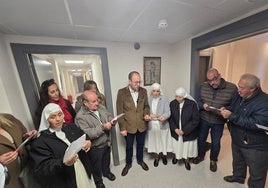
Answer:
[
  {"left": 158, "top": 19, "right": 168, "bottom": 29},
  {"left": 245, "top": 0, "right": 258, "bottom": 2},
  {"left": 65, "top": 60, "right": 84, "bottom": 64}
]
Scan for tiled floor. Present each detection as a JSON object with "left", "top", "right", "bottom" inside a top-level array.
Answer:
[{"left": 103, "top": 128, "right": 267, "bottom": 188}]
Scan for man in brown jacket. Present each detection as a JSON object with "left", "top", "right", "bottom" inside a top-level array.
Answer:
[{"left": 116, "top": 71, "right": 150, "bottom": 176}]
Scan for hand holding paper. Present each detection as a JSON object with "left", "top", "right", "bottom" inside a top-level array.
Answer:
[
  {"left": 64, "top": 154, "right": 79, "bottom": 166},
  {"left": 208, "top": 106, "right": 220, "bottom": 111},
  {"left": 16, "top": 134, "right": 35, "bottom": 152},
  {"left": 110, "top": 113, "right": 125, "bottom": 124},
  {"left": 63, "top": 134, "right": 86, "bottom": 163}
]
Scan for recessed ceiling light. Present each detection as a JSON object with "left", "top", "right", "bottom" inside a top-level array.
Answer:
[
  {"left": 73, "top": 73, "right": 82, "bottom": 76},
  {"left": 65, "top": 60, "right": 84, "bottom": 64},
  {"left": 245, "top": 0, "right": 258, "bottom": 3},
  {"left": 38, "top": 60, "right": 51, "bottom": 65}
]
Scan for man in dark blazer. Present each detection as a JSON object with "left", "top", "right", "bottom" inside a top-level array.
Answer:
[{"left": 116, "top": 71, "right": 150, "bottom": 176}]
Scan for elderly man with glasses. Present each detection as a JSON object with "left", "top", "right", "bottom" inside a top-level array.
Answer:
[{"left": 193, "top": 68, "right": 237, "bottom": 172}]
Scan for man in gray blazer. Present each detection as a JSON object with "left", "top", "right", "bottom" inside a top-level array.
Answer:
[{"left": 116, "top": 71, "right": 150, "bottom": 176}]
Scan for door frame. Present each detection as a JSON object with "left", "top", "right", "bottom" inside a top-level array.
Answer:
[
  {"left": 10, "top": 43, "right": 120, "bottom": 165},
  {"left": 191, "top": 9, "right": 268, "bottom": 97}
]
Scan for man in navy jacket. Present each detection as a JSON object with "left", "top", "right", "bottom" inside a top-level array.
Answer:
[{"left": 221, "top": 73, "right": 268, "bottom": 188}]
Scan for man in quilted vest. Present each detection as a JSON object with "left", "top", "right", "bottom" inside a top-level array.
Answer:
[{"left": 193, "top": 68, "right": 237, "bottom": 172}]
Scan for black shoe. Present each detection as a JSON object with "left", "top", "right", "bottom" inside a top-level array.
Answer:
[
  {"left": 177, "top": 159, "right": 184, "bottom": 165},
  {"left": 162, "top": 156, "right": 167, "bottom": 165},
  {"left": 172, "top": 158, "right": 177, "bottom": 164},
  {"left": 184, "top": 159, "right": 191, "bottom": 171},
  {"left": 103, "top": 172, "right": 116, "bottom": 181},
  {"left": 192, "top": 156, "right": 204, "bottom": 164},
  {"left": 121, "top": 164, "right": 132, "bottom": 176},
  {"left": 210, "top": 160, "right": 217, "bottom": 172},
  {"left": 153, "top": 159, "right": 159, "bottom": 167},
  {"left": 137, "top": 161, "right": 149, "bottom": 171},
  {"left": 188, "top": 157, "right": 194, "bottom": 163},
  {"left": 223, "top": 175, "right": 244, "bottom": 184},
  {"left": 96, "top": 182, "right": 106, "bottom": 188}
]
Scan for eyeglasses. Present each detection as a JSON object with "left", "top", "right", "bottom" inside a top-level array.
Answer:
[
  {"left": 207, "top": 75, "right": 219, "bottom": 83},
  {"left": 132, "top": 81, "right": 142, "bottom": 84}
]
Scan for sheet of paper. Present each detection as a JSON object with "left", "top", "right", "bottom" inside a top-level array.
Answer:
[
  {"left": 208, "top": 106, "right": 220, "bottom": 112},
  {"left": 255, "top": 124, "right": 268, "bottom": 131},
  {"left": 63, "top": 134, "right": 86, "bottom": 163},
  {"left": 111, "top": 113, "right": 125, "bottom": 122},
  {"left": 16, "top": 135, "right": 34, "bottom": 152}
]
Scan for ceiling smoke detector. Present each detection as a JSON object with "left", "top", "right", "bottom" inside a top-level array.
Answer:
[{"left": 158, "top": 19, "right": 168, "bottom": 29}]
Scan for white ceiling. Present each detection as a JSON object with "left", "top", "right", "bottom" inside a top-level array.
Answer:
[{"left": 1, "top": 0, "right": 268, "bottom": 44}]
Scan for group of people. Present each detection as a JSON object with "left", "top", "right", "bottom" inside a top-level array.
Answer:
[
  {"left": 0, "top": 68, "right": 267, "bottom": 188},
  {"left": 34, "top": 79, "right": 112, "bottom": 188},
  {"left": 116, "top": 70, "right": 268, "bottom": 188},
  {"left": 116, "top": 70, "right": 221, "bottom": 176},
  {"left": 0, "top": 79, "right": 111, "bottom": 188}
]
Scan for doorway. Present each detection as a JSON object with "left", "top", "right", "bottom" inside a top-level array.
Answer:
[
  {"left": 191, "top": 9, "right": 268, "bottom": 97},
  {"left": 10, "top": 43, "right": 120, "bottom": 165},
  {"left": 31, "top": 53, "right": 104, "bottom": 104}
]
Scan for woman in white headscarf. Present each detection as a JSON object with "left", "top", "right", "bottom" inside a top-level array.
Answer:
[
  {"left": 146, "top": 83, "right": 172, "bottom": 167},
  {"left": 30, "top": 103, "right": 95, "bottom": 188},
  {"left": 169, "top": 87, "right": 199, "bottom": 171}
]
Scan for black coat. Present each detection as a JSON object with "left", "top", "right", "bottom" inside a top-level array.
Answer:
[
  {"left": 29, "top": 123, "right": 90, "bottom": 188},
  {"left": 169, "top": 98, "right": 199, "bottom": 141}
]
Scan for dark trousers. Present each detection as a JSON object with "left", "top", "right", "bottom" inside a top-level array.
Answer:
[
  {"left": 87, "top": 145, "right": 111, "bottom": 185},
  {"left": 232, "top": 143, "right": 268, "bottom": 188},
  {"left": 198, "top": 119, "right": 224, "bottom": 161},
  {"left": 125, "top": 130, "right": 146, "bottom": 165}
]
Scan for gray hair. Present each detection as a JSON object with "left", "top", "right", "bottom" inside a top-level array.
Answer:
[
  {"left": 240, "top": 73, "right": 261, "bottom": 89},
  {"left": 82, "top": 93, "right": 88, "bottom": 102}
]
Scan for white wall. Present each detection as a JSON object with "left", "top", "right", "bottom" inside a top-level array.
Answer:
[
  {"left": 1, "top": 34, "right": 192, "bottom": 163},
  {"left": 212, "top": 33, "right": 268, "bottom": 92},
  {"left": 170, "top": 39, "right": 192, "bottom": 95},
  {"left": 0, "top": 34, "right": 33, "bottom": 129},
  {"left": 91, "top": 57, "right": 104, "bottom": 94},
  {"left": 0, "top": 34, "right": 12, "bottom": 114}
]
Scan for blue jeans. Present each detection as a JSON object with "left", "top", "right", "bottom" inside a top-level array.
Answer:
[
  {"left": 125, "top": 130, "right": 146, "bottom": 165},
  {"left": 198, "top": 119, "right": 224, "bottom": 161}
]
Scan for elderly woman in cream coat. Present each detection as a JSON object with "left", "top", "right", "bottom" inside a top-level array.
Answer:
[
  {"left": 146, "top": 83, "right": 172, "bottom": 167},
  {"left": 30, "top": 103, "right": 95, "bottom": 188}
]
